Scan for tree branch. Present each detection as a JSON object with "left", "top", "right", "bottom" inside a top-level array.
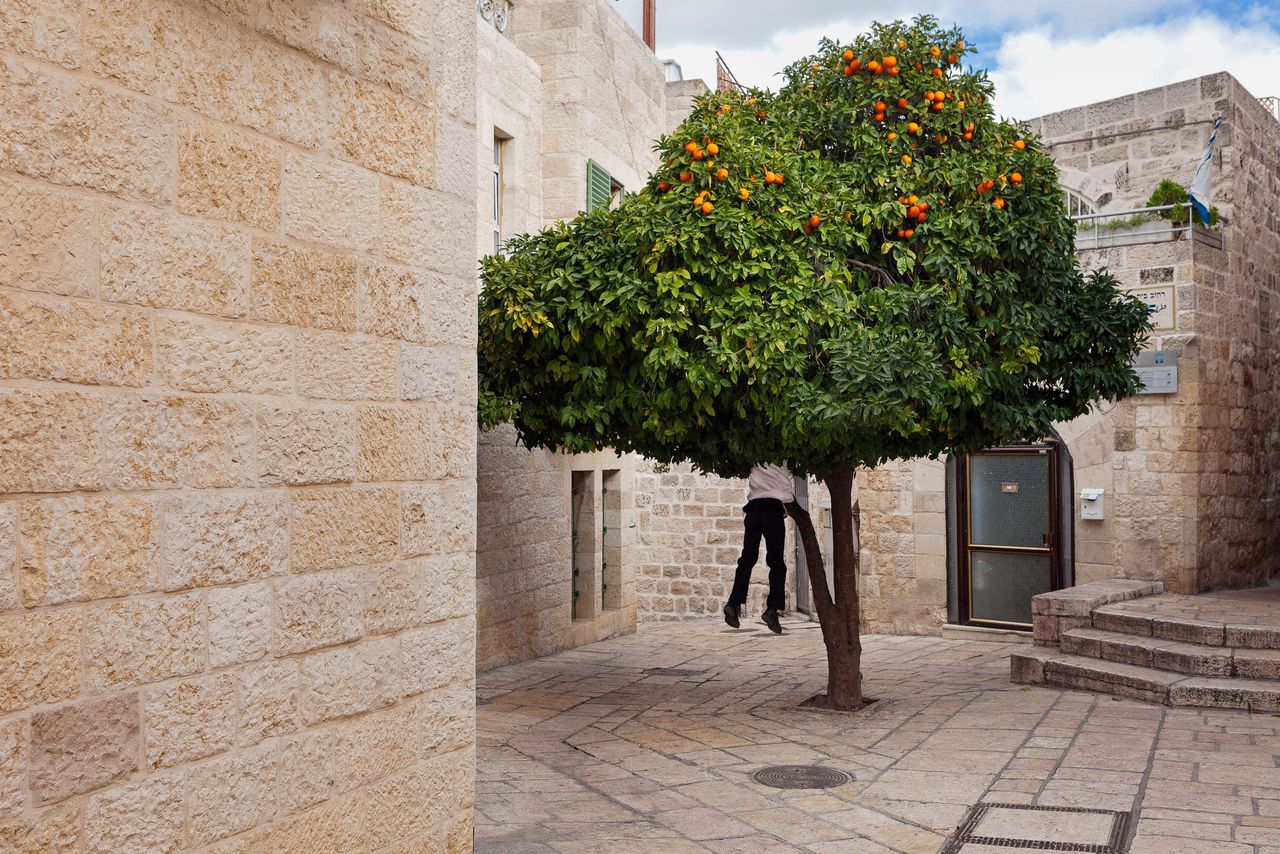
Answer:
[{"left": 848, "top": 259, "right": 896, "bottom": 288}]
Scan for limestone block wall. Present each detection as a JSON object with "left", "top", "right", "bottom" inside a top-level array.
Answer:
[
  {"left": 1191, "top": 80, "right": 1280, "bottom": 589},
  {"left": 0, "top": 1, "right": 477, "bottom": 851},
  {"left": 635, "top": 462, "right": 801, "bottom": 621}
]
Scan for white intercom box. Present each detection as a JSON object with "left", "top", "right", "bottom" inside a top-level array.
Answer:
[{"left": 1080, "top": 489, "right": 1105, "bottom": 520}]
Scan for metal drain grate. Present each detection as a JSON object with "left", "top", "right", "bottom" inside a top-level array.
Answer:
[
  {"left": 642, "top": 668, "right": 705, "bottom": 677},
  {"left": 750, "top": 765, "right": 852, "bottom": 789},
  {"left": 940, "top": 802, "right": 1131, "bottom": 853}
]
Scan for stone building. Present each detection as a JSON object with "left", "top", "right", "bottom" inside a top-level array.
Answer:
[
  {"left": 852, "top": 72, "right": 1280, "bottom": 638},
  {"left": 473, "top": 0, "right": 707, "bottom": 670},
  {"left": 0, "top": 0, "right": 477, "bottom": 850}
]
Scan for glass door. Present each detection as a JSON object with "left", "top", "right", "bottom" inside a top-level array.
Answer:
[{"left": 958, "top": 446, "right": 1061, "bottom": 628}]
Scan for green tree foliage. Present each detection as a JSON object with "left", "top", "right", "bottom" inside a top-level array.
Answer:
[
  {"left": 1146, "top": 178, "right": 1220, "bottom": 226},
  {"left": 479, "top": 16, "right": 1152, "bottom": 709}
]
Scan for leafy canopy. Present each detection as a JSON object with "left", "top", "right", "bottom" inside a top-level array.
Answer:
[{"left": 479, "top": 16, "right": 1152, "bottom": 479}]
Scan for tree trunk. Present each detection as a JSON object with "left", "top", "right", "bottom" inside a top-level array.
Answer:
[{"left": 786, "top": 466, "right": 863, "bottom": 711}]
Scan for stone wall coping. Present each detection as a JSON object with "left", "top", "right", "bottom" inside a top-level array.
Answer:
[{"left": 1032, "top": 580, "right": 1166, "bottom": 617}]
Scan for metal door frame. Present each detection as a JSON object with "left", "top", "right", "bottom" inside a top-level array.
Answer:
[{"left": 956, "top": 443, "right": 1064, "bottom": 630}]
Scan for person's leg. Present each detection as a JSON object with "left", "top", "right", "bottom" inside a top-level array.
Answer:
[
  {"left": 762, "top": 500, "right": 788, "bottom": 612},
  {"left": 728, "top": 502, "right": 764, "bottom": 606}
]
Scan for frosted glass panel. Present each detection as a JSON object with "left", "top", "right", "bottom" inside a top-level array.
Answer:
[
  {"left": 970, "top": 551, "right": 1052, "bottom": 625},
  {"left": 969, "top": 454, "right": 1049, "bottom": 548}
]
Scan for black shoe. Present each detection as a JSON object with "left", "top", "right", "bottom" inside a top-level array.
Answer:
[
  {"left": 723, "top": 602, "right": 740, "bottom": 628},
  {"left": 761, "top": 608, "right": 782, "bottom": 634}
]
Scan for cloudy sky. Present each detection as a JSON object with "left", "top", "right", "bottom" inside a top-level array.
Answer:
[{"left": 614, "top": 0, "right": 1280, "bottom": 120}]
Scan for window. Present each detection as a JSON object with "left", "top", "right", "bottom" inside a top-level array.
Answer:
[
  {"left": 586, "top": 160, "right": 623, "bottom": 212},
  {"left": 492, "top": 133, "right": 507, "bottom": 254},
  {"left": 1062, "top": 188, "right": 1095, "bottom": 218}
]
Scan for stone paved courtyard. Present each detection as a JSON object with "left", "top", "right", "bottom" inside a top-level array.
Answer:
[{"left": 476, "top": 616, "right": 1280, "bottom": 853}]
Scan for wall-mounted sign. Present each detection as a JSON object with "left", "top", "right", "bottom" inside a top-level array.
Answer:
[
  {"left": 1134, "top": 350, "right": 1178, "bottom": 395},
  {"left": 1126, "top": 286, "right": 1175, "bottom": 331}
]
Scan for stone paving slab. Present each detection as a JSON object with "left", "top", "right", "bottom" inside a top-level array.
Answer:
[{"left": 477, "top": 616, "right": 1280, "bottom": 853}]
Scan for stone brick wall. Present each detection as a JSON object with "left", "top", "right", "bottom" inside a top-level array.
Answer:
[
  {"left": 0, "top": 1, "right": 476, "bottom": 850},
  {"left": 635, "top": 462, "right": 799, "bottom": 621},
  {"left": 1190, "top": 78, "right": 1280, "bottom": 589}
]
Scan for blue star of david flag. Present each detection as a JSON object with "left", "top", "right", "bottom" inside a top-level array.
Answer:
[{"left": 1187, "top": 114, "right": 1221, "bottom": 224}]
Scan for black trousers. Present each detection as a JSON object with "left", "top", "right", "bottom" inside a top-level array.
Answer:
[{"left": 729, "top": 498, "right": 787, "bottom": 611}]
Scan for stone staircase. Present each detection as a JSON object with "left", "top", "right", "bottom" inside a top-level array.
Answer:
[{"left": 1011, "top": 580, "right": 1280, "bottom": 711}]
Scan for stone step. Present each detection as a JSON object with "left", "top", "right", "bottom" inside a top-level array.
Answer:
[
  {"left": 1090, "top": 606, "right": 1280, "bottom": 650},
  {"left": 1061, "top": 628, "right": 1234, "bottom": 677},
  {"left": 1010, "top": 649, "right": 1280, "bottom": 711}
]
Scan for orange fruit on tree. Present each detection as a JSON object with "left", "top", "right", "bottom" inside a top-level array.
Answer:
[
  {"left": 702, "top": 201, "right": 714, "bottom": 214},
  {"left": 849, "top": 59, "right": 861, "bottom": 73},
  {"left": 948, "top": 54, "right": 958, "bottom": 65},
  {"left": 901, "top": 154, "right": 912, "bottom": 165},
  {"left": 739, "top": 188, "right": 750, "bottom": 200},
  {"left": 685, "top": 141, "right": 698, "bottom": 154},
  {"left": 993, "top": 197, "right": 1005, "bottom": 209},
  {"left": 843, "top": 49, "right": 855, "bottom": 61},
  {"left": 874, "top": 101, "right": 887, "bottom": 111},
  {"left": 898, "top": 39, "right": 908, "bottom": 48},
  {"left": 693, "top": 149, "right": 705, "bottom": 160},
  {"left": 809, "top": 214, "right": 822, "bottom": 227},
  {"left": 904, "top": 228, "right": 914, "bottom": 238},
  {"left": 775, "top": 172, "right": 784, "bottom": 183},
  {"left": 888, "top": 66, "right": 899, "bottom": 75},
  {"left": 907, "top": 122, "right": 920, "bottom": 134},
  {"left": 884, "top": 56, "right": 897, "bottom": 68},
  {"left": 916, "top": 211, "right": 926, "bottom": 222},
  {"left": 1013, "top": 140, "right": 1026, "bottom": 150},
  {"left": 930, "top": 46, "right": 941, "bottom": 57},
  {"left": 706, "top": 142, "right": 719, "bottom": 155},
  {"left": 679, "top": 171, "right": 693, "bottom": 182},
  {"left": 844, "top": 64, "right": 855, "bottom": 76},
  {"left": 962, "top": 132, "right": 973, "bottom": 141},
  {"left": 932, "top": 68, "right": 943, "bottom": 78},
  {"left": 887, "top": 131, "right": 897, "bottom": 140},
  {"left": 1011, "top": 172, "right": 1023, "bottom": 184},
  {"left": 716, "top": 168, "right": 729, "bottom": 180},
  {"left": 843, "top": 211, "right": 852, "bottom": 221},
  {"left": 657, "top": 181, "right": 671, "bottom": 192},
  {"left": 765, "top": 171, "right": 777, "bottom": 184},
  {"left": 908, "top": 205, "right": 921, "bottom": 218},
  {"left": 897, "top": 97, "right": 909, "bottom": 108}
]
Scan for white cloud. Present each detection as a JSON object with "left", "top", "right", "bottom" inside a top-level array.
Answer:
[
  {"left": 989, "top": 16, "right": 1280, "bottom": 120},
  {"left": 659, "top": 12, "right": 1280, "bottom": 127}
]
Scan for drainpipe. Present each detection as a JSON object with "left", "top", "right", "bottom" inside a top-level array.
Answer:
[{"left": 643, "top": 0, "right": 655, "bottom": 51}]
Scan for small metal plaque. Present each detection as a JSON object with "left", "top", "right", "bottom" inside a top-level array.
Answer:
[
  {"left": 1133, "top": 350, "right": 1177, "bottom": 395},
  {"left": 750, "top": 765, "right": 852, "bottom": 789},
  {"left": 1001, "top": 482, "right": 1020, "bottom": 494}
]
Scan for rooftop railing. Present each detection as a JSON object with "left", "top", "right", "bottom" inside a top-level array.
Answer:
[{"left": 1072, "top": 202, "right": 1223, "bottom": 251}]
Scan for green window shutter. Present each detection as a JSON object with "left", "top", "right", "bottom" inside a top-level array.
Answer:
[{"left": 586, "top": 160, "right": 614, "bottom": 212}]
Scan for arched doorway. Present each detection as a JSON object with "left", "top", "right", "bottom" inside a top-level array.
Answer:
[{"left": 946, "top": 436, "right": 1075, "bottom": 629}]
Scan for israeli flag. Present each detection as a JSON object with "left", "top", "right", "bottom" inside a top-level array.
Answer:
[{"left": 1187, "top": 114, "right": 1222, "bottom": 224}]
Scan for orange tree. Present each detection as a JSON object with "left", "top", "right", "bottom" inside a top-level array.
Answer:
[{"left": 478, "top": 16, "right": 1151, "bottom": 710}]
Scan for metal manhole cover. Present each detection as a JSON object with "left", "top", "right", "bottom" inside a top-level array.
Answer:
[
  {"left": 751, "top": 765, "right": 852, "bottom": 789},
  {"left": 642, "top": 668, "right": 705, "bottom": 677}
]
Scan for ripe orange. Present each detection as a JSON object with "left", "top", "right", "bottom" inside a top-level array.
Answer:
[
  {"left": 739, "top": 188, "right": 750, "bottom": 200},
  {"left": 868, "top": 60, "right": 882, "bottom": 73},
  {"left": 907, "top": 122, "right": 920, "bottom": 135},
  {"left": 888, "top": 67, "right": 899, "bottom": 75},
  {"left": 693, "top": 150, "right": 705, "bottom": 160},
  {"left": 948, "top": 54, "right": 958, "bottom": 65},
  {"left": 993, "top": 197, "right": 1005, "bottom": 209},
  {"left": 898, "top": 39, "right": 908, "bottom": 48},
  {"left": 916, "top": 212, "right": 926, "bottom": 222},
  {"left": 1013, "top": 140, "right": 1026, "bottom": 150},
  {"left": 932, "top": 68, "right": 943, "bottom": 78},
  {"left": 897, "top": 228, "right": 906, "bottom": 238},
  {"left": 884, "top": 56, "right": 897, "bottom": 68},
  {"left": 904, "top": 228, "right": 914, "bottom": 238},
  {"left": 685, "top": 141, "right": 698, "bottom": 154},
  {"left": 957, "top": 100, "right": 966, "bottom": 110},
  {"left": 874, "top": 101, "right": 887, "bottom": 111},
  {"left": 657, "top": 181, "right": 671, "bottom": 192},
  {"left": 887, "top": 131, "right": 897, "bottom": 140},
  {"left": 775, "top": 173, "right": 784, "bottom": 184},
  {"left": 844, "top": 64, "right": 855, "bottom": 76},
  {"left": 809, "top": 214, "right": 822, "bottom": 227},
  {"left": 930, "top": 46, "right": 941, "bottom": 57},
  {"left": 702, "top": 201, "right": 714, "bottom": 214},
  {"left": 765, "top": 171, "right": 777, "bottom": 184},
  {"left": 716, "top": 168, "right": 728, "bottom": 180},
  {"left": 908, "top": 205, "right": 921, "bottom": 217},
  {"left": 679, "top": 171, "right": 693, "bottom": 182},
  {"left": 849, "top": 59, "right": 861, "bottom": 73},
  {"left": 901, "top": 154, "right": 912, "bottom": 165},
  {"left": 843, "top": 49, "right": 855, "bottom": 61},
  {"left": 908, "top": 195, "right": 918, "bottom": 205},
  {"left": 897, "top": 97, "right": 909, "bottom": 108},
  {"left": 962, "top": 132, "right": 973, "bottom": 141},
  {"left": 1011, "top": 172, "right": 1023, "bottom": 184},
  {"left": 706, "top": 142, "right": 719, "bottom": 155}
]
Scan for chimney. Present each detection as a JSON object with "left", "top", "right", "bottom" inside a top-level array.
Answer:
[{"left": 643, "top": 0, "right": 655, "bottom": 51}]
